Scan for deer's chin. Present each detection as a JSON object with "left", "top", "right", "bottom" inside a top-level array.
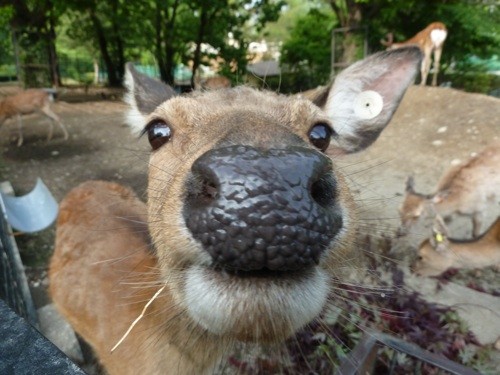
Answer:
[{"left": 183, "top": 265, "right": 329, "bottom": 342}]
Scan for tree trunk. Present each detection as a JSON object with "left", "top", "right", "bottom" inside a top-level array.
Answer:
[
  {"left": 11, "top": 29, "right": 22, "bottom": 83},
  {"left": 155, "top": 0, "right": 167, "bottom": 82},
  {"left": 111, "top": 0, "right": 125, "bottom": 80},
  {"left": 191, "top": 6, "right": 209, "bottom": 89},
  {"left": 328, "top": 0, "right": 363, "bottom": 68},
  {"left": 164, "top": 0, "right": 180, "bottom": 85},
  {"left": 93, "top": 59, "right": 100, "bottom": 84},
  {"left": 47, "top": 12, "right": 61, "bottom": 87},
  {"left": 89, "top": 9, "right": 120, "bottom": 86}
]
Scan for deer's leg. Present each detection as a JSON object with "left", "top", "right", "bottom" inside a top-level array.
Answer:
[
  {"left": 16, "top": 114, "right": 24, "bottom": 147},
  {"left": 420, "top": 47, "right": 432, "bottom": 86},
  {"left": 41, "top": 105, "right": 69, "bottom": 141},
  {"left": 432, "top": 47, "right": 443, "bottom": 86}
]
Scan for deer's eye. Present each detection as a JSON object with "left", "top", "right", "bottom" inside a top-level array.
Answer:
[
  {"left": 144, "top": 120, "right": 172, "bottom": 150},
  {"left": 308, "top": 123, "right": 333, "bottom": 152}
]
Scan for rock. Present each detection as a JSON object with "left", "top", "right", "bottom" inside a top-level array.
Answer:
[{"left": 37, "top": 303, "right": 84, "bottom": 363}]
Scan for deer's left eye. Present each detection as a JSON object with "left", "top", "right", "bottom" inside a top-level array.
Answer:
[
  {"left": 308, "top": 123, "right": 333, "bottom": 152},
  {"left": 143, "top": 120, "right": 172, "bottom": 150}
]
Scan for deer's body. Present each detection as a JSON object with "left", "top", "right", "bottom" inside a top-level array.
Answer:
[
  {"left": 382, "top": 22, "right": 447, "bottom": 86},
  {"left": 0, "top": 89, "right": 68, "bottom": 146},
  {"left": 49, "top": 48, "right": 422, "bottom": 374},
  {"left": 198, "top": 76, "right": 231, "bottom": 90},
  {"left": 50, "top": 181, "right": 225, "bottom": 373},
  {"left": 414, "top": 218, "right": 500, "bottom": 277},
  {"left": 400, "top": 143, "right": 500, "bottom": 237}
]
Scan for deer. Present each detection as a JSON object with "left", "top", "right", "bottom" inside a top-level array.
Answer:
[
  {"left": 381, "top": 22, "right": 447, "bottom": 86},
  {"left": 0, "top": 89, "right": 69, "bottom": 147},
  {"left": 399, "top": 143, "right": 500, "bottom": 238},
  {"left": 49, "top": 47, "right": 422, "bottom": 374},
  {"left": 198, "top": 75, "right": 231, "bottom": 90},
  {"left": 414, "top": 215, "right": 500, "bottom": 277}
]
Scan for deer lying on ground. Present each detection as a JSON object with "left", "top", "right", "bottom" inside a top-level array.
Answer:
[
  {"left": 381, "top": 22, "right": 447, "bottom": 86},
  {"left": 414, "top": 216, "right": 500, "bottom": 277},
  {"left": 400, "top": 143, "right": 500, "bottom": 238},
  {"left": 49, "top": 47, "right": 422, "bottom": 374},
  {"left": 0, "top": 89, "right": 69, "bottom": 146}
]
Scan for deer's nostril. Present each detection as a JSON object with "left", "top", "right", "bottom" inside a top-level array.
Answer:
[
  {"left": 310, "top": 173, "right": 336, "bottom": 208},
  {"left": 186, "top": 162, "right": 221, "bottom": 206},
  {"left": 200, "top": 180, "right": 218, "bottom": 201}
]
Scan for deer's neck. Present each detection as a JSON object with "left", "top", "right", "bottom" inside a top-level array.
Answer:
[{"left": 445, "top": 240, "right": 500, "bottom": 268}]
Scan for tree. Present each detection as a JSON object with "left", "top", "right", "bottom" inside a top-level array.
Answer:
[
  {"left": 61, "top": 0, "right": 153, "bottom": 86},
  {"left": 2, "top": 0, "right": 285, "bottom": 87},
  {"left": 152, "top": 0, "right": 189, "bottom": 84},
  {"left": 279, "top": 0, "right": 499, "bottom": 91},
  {"left": 0, "top": 6, "right": 14, "bottom": 68},
  {"left": 1, "top": 0, "right": 66, "bottom": 87},
  {"left": 333, "top": 0, "right": 500, "bottom": 66},
  {"left": 184, "top": 0, "right": 285, "bottom": 87},
  {"left": 281, "top": 7, "right": 335, "bottom": 89}
]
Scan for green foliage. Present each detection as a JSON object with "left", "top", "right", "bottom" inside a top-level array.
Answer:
[
  {"left": 0, "top": 6, "right": 14, "bottom": 68},
  {"left": 446, "top": 71, "right": 500, "bottom": 95},
  {"left": 51, "top": 0, "right": 284, "bottom": 86},
  {"left": 280, "top": 8, "right": 336, "bottom": 91},
  {"left": 3, "top": 0, "right": 497, "bottom": 91},
  {"left": 443, "top": 56, "right": 500, "bottom": 95},
  {"left": 184, "top": 0, "right": 285, "bottom": 84},
  {"left": 277, "top": 0, "right": 499, "bottom": 92},
  {"left": 261, "top": 0, "right": 322, "bottom": 42}
]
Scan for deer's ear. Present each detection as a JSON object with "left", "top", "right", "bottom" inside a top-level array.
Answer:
[
  {"left": 313, "top": 47, "right": 422, "bottom": 153},
  {"left": 124, "top": 63, "right": 177, "bottom": 134},
  {"left": 405, "top": 176, "right": 416, "bottom": 193}
]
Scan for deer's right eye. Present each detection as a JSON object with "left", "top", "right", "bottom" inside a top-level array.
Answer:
[
  {"left": 308, "top": 123, "right": 334, "bottom": 152},
  {"left": 144, "top": 120, "right": 172, "bottom": 150}
]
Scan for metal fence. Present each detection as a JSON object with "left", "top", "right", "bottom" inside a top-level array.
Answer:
[{"left": 0, "top": 192, "right": 38, "bottom": 328}]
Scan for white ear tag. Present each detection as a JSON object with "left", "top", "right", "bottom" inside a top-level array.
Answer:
[{"left": 354, "top": 90, "right": 383, "bottom": 120}]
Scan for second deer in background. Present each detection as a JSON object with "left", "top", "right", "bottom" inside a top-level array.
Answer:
[
  {"left": 0, "top": 89, "right": 69, "bottom": 147},
  {"left": 414, "top": 216, "right": 500, "bottom": 277},
  {"left": 400, "top": 143, "right": 500, "bottom": 238},
  {"left": 381, "top": 22, "right": 447, "bottom": 86}
]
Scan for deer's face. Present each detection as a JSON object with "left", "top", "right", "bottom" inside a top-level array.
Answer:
[
  {"left": 142, "top": 89, "right": 353, "bottom": 341},
  {"left": 414, "top": 240, "right": 452, "bottom": 277},
  {"left": 125, "top": 47, "right": 422, "bottom": 342},
  {"left": 399, "top": 192, "right": 426, "bottom": 230}
]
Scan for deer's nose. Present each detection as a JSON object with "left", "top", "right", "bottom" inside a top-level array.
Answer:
[{"left": 183, "top": 145, "right": 342, "bottom": 271}]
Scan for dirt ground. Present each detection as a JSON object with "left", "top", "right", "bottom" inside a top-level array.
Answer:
[{"left": 0, "top": 83, "right": 499, "bottom": 316}]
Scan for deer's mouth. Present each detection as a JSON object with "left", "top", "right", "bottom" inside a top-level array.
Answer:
[
  {"left": 182, "top": 263, "right": 329, "bottom": 342},
  {"left": 211, "top": 264, "right": 311, "bottom": 278}
]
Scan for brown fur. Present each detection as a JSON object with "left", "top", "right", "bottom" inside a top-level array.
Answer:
[
  {"left": 381, "top": 22, "right": 447, "bottom": 86},
  {"left": 50, "top": 48, "right": 422, "bottom": 374},
  {"left": 414, "top": 218, "right": 500, "bottom": 277},
  {"left": 198, "top": 76, "right": 231, "bottom": 90},
  {"left": 400, "top": 143, "right": 500, "bottom": 237},
  {"left": 0, "top": 89, "right": 69, "bottom": 146}
]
